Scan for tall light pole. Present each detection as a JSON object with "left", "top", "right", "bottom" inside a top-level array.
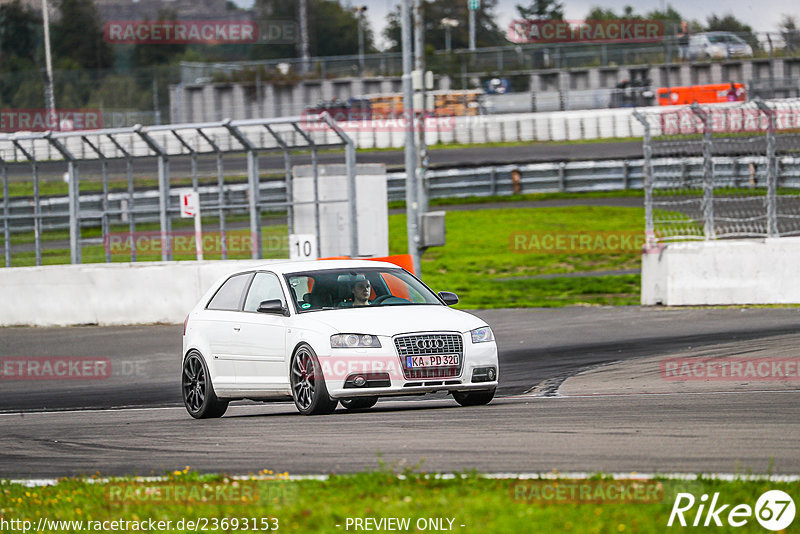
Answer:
[
  {"left": 413, "top": 0, "right": 428, "bottom": 218},
  {"left": 468, "top": 0, "right": 478, "bottom": 51},
  {"left": 353, "top": 6, "right": 367, "bottom": 74},
  {"left": 441, "top": 18, "right": 459, "bottom": 53},
  {"left": 298, "top": 0, "right": 310, "bottom": 73},
  {"left": 41, "top": 0, "right": 57, "bottom": 130},
  {"left": 401, "top": 0, "right": 421, "bottom": 277}
]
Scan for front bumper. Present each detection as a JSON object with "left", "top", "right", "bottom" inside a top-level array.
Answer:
[{"left": 319, "top": 336, "right": 499, "bottom": 399}]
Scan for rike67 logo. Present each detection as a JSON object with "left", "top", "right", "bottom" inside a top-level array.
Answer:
[{"left": 668, "top": 490, "right": 795, "bottom": 531}]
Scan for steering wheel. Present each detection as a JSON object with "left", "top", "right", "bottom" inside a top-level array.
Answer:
[{"left": 373, "top": 294, "right": 394, "bottom": 305}]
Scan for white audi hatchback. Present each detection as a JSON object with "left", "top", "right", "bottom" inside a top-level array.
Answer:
[{"left": 182, "top": 260, "right": 499, "bottom": 417}]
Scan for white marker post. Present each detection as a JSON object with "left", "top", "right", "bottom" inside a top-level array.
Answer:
[{"left": 180, "top": 190, "right": 203, "bottom": 261}]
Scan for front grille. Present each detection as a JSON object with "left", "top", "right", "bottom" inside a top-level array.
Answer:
[{"left": 394, "top": 333, "right": 463, "bottom": 379}]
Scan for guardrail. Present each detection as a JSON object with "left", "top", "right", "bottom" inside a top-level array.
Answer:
[
  {"left": 1, "top": 107, "right": 648, "bottom": 163},
  {"left": 6, "top": 156, "right": 800, "bottom": 235}
]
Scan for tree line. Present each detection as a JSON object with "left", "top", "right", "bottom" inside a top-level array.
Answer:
[{"left": 0, "top": 0, "right": 796, "bottom": 113}]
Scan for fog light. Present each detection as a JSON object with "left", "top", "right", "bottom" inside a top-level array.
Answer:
[
  {"left": 352, "top": 375, "right": 367, "bottom": 387},
  {"left": 471, "top": 366, "right": 497, "bottom": 383}
]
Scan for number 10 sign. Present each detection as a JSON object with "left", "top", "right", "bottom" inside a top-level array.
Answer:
[{"left": 289, "top": 234, "right": 318, "bottom": 260}]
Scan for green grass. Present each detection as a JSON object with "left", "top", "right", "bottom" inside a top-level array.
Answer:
[
  {"left": 3, "top": 202, "right": 645, "bottom": 307},
  {"left": 1, "top": 134, "right": 645, "bottom": 198},
  {"left": 1, "top": 469, "right": 796, "bottom": 533},
  {"left": 389, "top": 205, "right": 644, "bottom": 307},
  {"left": 388, "top": 190, "right": 643, "bottom": 210},
  {"left": 4, "top": 174, "right": 270, "bottom": 198}
]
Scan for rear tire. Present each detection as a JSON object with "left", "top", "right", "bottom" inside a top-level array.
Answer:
[
  {"left": 290, "top": 344, "right": 338, "bottom": 415},
  {"left": 182, "top": 351, "right": 228, "bottom": 419},
  {"left": 453, "top": 388, "right": 496, "bottom": 407},
  {"left": 340, "top": 397, "right": 378, "bottom": 411}
]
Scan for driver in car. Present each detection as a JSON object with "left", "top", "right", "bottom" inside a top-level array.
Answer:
[{"left": 351, "top": 277, "right": 371, "bottom": 307}]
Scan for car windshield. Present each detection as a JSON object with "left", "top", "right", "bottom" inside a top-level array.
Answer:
[
  {"left": 708, "top": 34, "right": 743, "bottom": 44},
  {"left": 285, "top": 267, "right": 442, "bottom": 312}
]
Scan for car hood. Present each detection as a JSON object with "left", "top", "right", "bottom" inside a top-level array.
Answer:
[{"left": 303, "top": 305, "right": 488, "bottom": 336}]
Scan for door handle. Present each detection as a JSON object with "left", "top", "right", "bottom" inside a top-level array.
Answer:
[{"left": 233, "top": 325, "right": 241, "bottom": 332}]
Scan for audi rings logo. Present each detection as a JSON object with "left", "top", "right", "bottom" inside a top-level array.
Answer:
[{"left": 416, "top": 339, "right": 446, "bottom": 350}]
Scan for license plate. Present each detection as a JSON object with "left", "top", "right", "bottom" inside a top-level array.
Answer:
[{"left": 406, "top": 354, "right": 460, "bottom": 368}]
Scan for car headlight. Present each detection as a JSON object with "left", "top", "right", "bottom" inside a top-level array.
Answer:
[
  {"left": 470, "top": 326, "right": 495, "bottom": 343},
  {"left": 330, "top": 334, "right": 382, "bottom": 348}
]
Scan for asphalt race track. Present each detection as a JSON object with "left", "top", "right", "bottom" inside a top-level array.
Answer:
[{"left": 1, "top": 307, "right": 799, "bottom": 478}]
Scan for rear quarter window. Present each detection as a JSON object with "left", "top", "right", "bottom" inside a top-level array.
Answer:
[{"left": 207, "top": 273, "right": 252, "bottom": 311}]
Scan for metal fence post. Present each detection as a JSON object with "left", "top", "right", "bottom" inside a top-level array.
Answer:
[
  {"left": 265, "top": 125, "right": 294, "bottom": 237},
  {"left": 82, "top": 136, "right": 111, "bottom": 262},
  {"left": 135, "top": 126, "right": 172, "bottom": 261},
  {"left": 321, "top": 113, "right": 360, "bottom": 258},
  {"left": 225, "top": 120, "right": 262, "bottom": 259},
  {"left": 197, "top": 128, "right": 226, "bottom": 260},
  {"left": 11, "top": 141, "right": 42, "bottom": 265},
  {"left": 2, "top": 159, "right": 9, "bottom": 267},
  {"left": 691, "top": 103, "right": 715, "bottom": 240},
  {"left": 633, "top": 111, "right": 655, "bottom": 241},
  {"left": 291, "top": 123, "right": 322, "bottom": 257},
  {"left": 345, "top": 140, "right": 359, "bottom": 257},
  {"left": 126, "top": 156, "right": 136, "bottom": 261},
  {"left": 755, "top": 99, "right": 778, "bottom": 238},
  {"left": 217, "top": 152, "right": 227, "bottom": 259},
  {"left": 245, "top": 149, "right": 261, "bottom": 259},
  {"left": 45, "top": 135, "right": 81, "bottom": 264},
  {"left": 106, "top": 134, "right": 136, "bottom": 262},
  {"left": 157, "top": 156, "right": 171, "bottom": 260},
  {"left": 172, "top": 130, "right": 202, "bottom": 260},
  {"left": 622, "top": 161, "right": 630, "bottom": 190},
  {"left": 557, "top": 162, "right": 566, "bottom": 191}
]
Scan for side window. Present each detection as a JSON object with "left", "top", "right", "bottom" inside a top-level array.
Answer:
[
  {"left": 244, "top": 272, "right": 286, "bottom": 312},
  {"left": 207, "top": 273, "right": 252, "bottom": 311}
]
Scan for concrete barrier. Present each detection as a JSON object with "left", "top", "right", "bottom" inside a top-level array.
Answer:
[
  {"left": 641, "top": 237, "right": 800, "bottom": 305},
  {"left": 0, "top": 259, "right": 282, "bottom": 327}
]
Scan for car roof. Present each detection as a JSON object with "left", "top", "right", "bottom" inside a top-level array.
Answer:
[{"left": 235, "top": 259, "right": 405, "bottom": 276}]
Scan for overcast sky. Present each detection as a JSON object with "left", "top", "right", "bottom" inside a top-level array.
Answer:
[{"left": 236, "top": 0, "right": 798, "bottom": 49}]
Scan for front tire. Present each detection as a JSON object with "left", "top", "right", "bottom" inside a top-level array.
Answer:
[
  {"left": 453, "top": 388, "right": 496, "bottom": 407},
  {"left": 290, "top": 344, "right": 338, "bottom": 415},
  {"left": 340, "top": 397, "right": 378, "bottom": 411},
  {"left": 182, "top": 351, "right": 228, "bottom": 419}
]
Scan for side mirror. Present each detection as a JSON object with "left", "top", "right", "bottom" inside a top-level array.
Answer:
[
  {"left": 257, "top": 299, "right": 289, "bottom": 316},
  {"left": 438, "top": 291, "right": 459, "bottom": 306}
]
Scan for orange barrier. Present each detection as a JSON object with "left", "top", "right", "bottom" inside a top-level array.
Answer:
[
  {"left": 657, "top": 83, "right": 745, "bottom": 106},
  {"left": 318, "top": 254, "right": 415, "bottom": 275},
  {"left": 317, "top": 254, "right": 415, "bottom": 300}
]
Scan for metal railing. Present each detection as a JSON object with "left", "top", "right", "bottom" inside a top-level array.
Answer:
[
  {"left": 0, "top": 114, "right": 358, "bottom": 267},
  {"left": 181, "top": 31, "right": 799, "bottom": 83},
  {"left": 5, "top": 153, "right": 800, "bottom": 265},
  {"left": 635, "top": 98, "right": 800, "bottom": 242}
]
